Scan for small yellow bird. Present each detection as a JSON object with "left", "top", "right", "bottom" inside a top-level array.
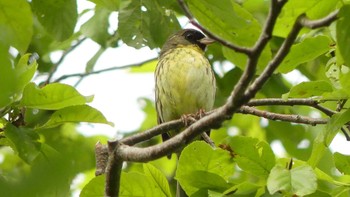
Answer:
[{"left": 155, "top": 29, "right": 216, "bottom": 147}]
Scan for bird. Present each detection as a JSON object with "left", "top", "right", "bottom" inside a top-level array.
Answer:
[{"left": 155, "top": 28, "right": 216, "bottom": 151}]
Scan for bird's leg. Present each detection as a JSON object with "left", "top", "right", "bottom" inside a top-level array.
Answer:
[
  {"left": 196, "top": 109, "right": 215, "bottom": 147},
  {"left": 180, "top": 114, "right": 197, "bottom": 127}
]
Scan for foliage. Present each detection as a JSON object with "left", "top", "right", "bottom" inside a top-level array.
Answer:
[{"left": 1, "top": 0, "right": 350, "bottom": 196}]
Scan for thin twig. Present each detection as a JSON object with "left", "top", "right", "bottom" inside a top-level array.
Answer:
[
  {"left": 238, "top": 106, "right": 328, "bottom": 126},
  {"left": 45, "top": 37, "right": 87, "bottom": 84},
  {"left": 53, "top": 57, "right": 157, "bottom": 83}
]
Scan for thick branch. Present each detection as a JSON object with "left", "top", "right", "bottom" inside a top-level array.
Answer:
[
  {"left": 121, "top": 119, "right": 184, "bottom": 146},
  {"left": 225, "top": 0, "right": 286, "bottom": 114},
  {"left": 105, "top": 141, "right": 123, "bottom": 196}
]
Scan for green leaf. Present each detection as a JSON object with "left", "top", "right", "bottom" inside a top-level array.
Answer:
[
  {"left": 32, "top": 0, "right": 78, "bottom": 41},
  {"left": 223, "top": 181, "right": 261, "bottom": 196},
  {"left": 88, "top": 0, "right": 119, "bottom": 11},
  {"left": 228, "top": 136, "right": 275, "bottom": 178},
  {"left": 278, "top": 36, "right": 331, "bottom": 73},
  {"left": 267, "top": 164, "right": 317, "bottom": 196},
  {"left": 20, "top": 83, "right": 93, "bottom": 110},
  {"left": 0, "top": 0, "right": 33, "bottom": 52},
  {"left": 4, "top": 124, "right": 41, "bottom": 164},
  {"left": 120, "top": 171, "right": 162, "bottom": 196},
  {"left": 0, "top": 45, "right": 15, "bottom": 108},
  {"left": 143, "top": 163, "right": 172, "bottom": 197},
  {"left": 188, "top": 0, "right": 271, "bottom": 73},
  {"left": 80, "top": 175, "right": 105, "bottom": 197},
  {"left": 274, "top": 0, "right": 338, "bottom": 37},
  {"left": 186, "top": 170, "right": 231, "bottom": 191},
  {"left": 334, "top": 152, "right": 350, "bottom": 175},
  {"left": 337, "top": 5, "right": 350, "bottom": 67},
  {"left": 187, "top": 0, "right": 261, "bottom": 47},
  {"left": 325, "top": 108, "right": 350, "bottom": 146},
  {"left": 0, "top": 53, "right": 38, "bottom": 108},
  {"left": 81, "top": 6, "right": 111, "bottom": 47},
  {"left": 41, "top": 105, "right": 114, "bottom": 128},
  {"left": 309, "top": 108, "right": 350, "bottom": 167},
  {"left": 85, "top": 47, "right": 106, "bottom": 73},
  {"left": 283, "top": 81, "right": 333, "bottom": 98},
  {"left": 176, "top": 141, "right": 234, "bottom": 196},
  {"left": 15, "top": 54, "right": 39, "bottom": 93},
  {"left": 223, "top": 45, "right": 271, "bottom": 74},
  {"left": 118, "top": 0, "right": 180, "bottom": 49}
]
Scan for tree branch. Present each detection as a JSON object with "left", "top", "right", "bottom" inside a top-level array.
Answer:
[
  {"left": 238, "top": 106, "right": 328, "bottom": 125},
  {"left": 245, "top": 11, "right": 339, "bottom": 99},
  {"left": 225, "top": 0, "right": 287, "bottom": 114},
  {"left": 105, "top": 141, "right": 123, "bottom": 197},
  {"left": 45, "top": 37, "right": 87, "bottom": 84},
  {"left": 53, "top": 57, "right": 157, "bottom": 83}
]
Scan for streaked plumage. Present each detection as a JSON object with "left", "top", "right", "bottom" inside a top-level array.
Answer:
[{"left": 155, "top": 29, "right": 216, "bottom": 143}]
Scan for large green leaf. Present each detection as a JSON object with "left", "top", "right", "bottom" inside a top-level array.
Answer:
[
  {"left": 337, "top": 5, "right": 350, "bottom": 67},
  {"left": 120, "top": 171, "right": 164, "bottom": 196},
  {"left": 143, "top": 163, "right": 172, "bottom": 197},
  {"left": 20, "top": 83, "right": 93, "bottom": 110},
  {"left": 176, "top": 141, "right": 234, "bottom": 196},
  {"left": 40, "top": 105, "right": 113, "bottom": 128},
  {"left": 80, "top": 175, "right": 105, "bottom": 197},
  {"left": 32, "top": 0, "right": 77, "bottom": 41},
  {"left": 118, "top": 0, "right": 180, "bottom": 49},
  {"left": 278, "top": 36, "right": 331, "bottom": 73},
  {"left": 274, "top": 0, "right": 338, "bottom": 37},
  {"left": 283, "top": 81, "right": 333, "bottom": 98},
  {"left": 4, "top": 124, "right": 41, "bottom": 164},
  {"left": 267, "top": 164, "right": 317, "bottom": 196},
  {"left": 223, "top": 46, "right": 272, "bottom": 74},
  {"left": 187, "top": 0, "right": 261, "bottom": 47},
  {"left": 0, "top": 0, "right": 33, "bottom": 53},
  {"left": 88, "top": 0, "right": 119, "bottom": 11},
  {"left": 81, "top": 6, "right": 111, "bottom": 47},
  {"left": 187, "top": 0, "right": 271, "bottom": 72},
  {"left": 227, "top": 136, "right": 275, "bottom": 178}
]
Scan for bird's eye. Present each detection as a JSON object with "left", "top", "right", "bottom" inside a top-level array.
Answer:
[{"left": 185, "top": 32, "right": 194, "bottom": 40}]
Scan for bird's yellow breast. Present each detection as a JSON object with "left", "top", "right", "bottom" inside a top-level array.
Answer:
[{"left": 155, "top": 45, "right": 216, "bottom": 123}]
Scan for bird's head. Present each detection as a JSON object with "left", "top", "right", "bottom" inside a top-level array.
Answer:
[{"left": 160, "top": 29, "right": 215, "bottom": 56}]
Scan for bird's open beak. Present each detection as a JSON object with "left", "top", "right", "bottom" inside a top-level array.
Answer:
[{"left": 199, "top": 37, "right": 216, "bottom": 45}]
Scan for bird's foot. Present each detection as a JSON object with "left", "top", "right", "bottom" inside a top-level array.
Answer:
[{"left": 181, "top": 114, "right": 197, "bottom": 127}]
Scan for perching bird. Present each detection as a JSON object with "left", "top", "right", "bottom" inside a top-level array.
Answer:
[{"left": 155, "top": 28, "right": 216, "bottom": 150}]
